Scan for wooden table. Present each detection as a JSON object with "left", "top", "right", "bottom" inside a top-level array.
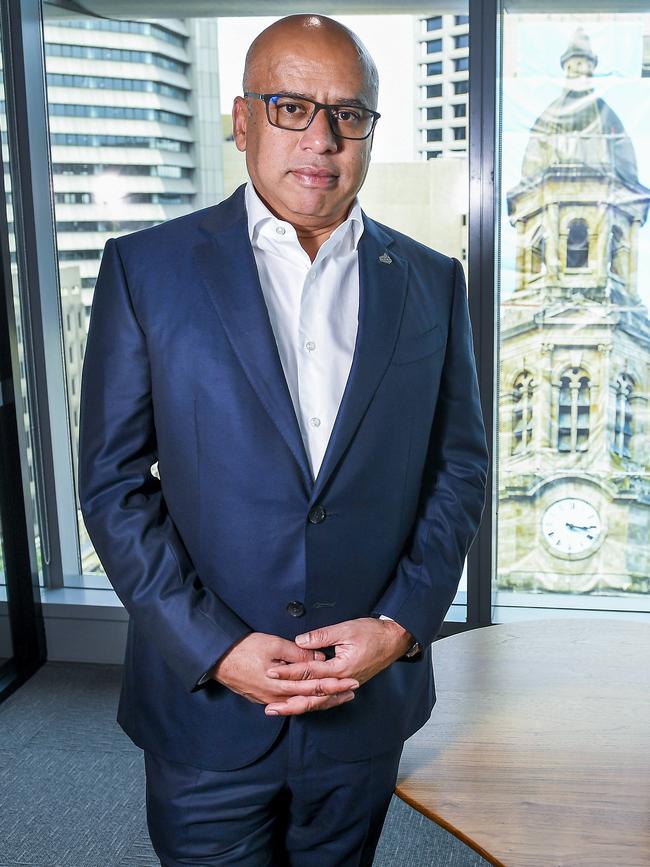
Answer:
[{"left": 396, "top": 619, "right": 650, "bottom": 867}]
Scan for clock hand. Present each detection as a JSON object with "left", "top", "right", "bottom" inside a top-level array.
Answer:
[{"left": 565, "top": 522, "right": 597, "bottom": 532}]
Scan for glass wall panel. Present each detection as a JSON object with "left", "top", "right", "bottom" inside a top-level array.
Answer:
[
  {"left": 496, "top": 7, "right": 650, "bottom": 616},
  {"left": 0, "top": 15, "right": 44, "bottom": 593},
  {"left": 42, "top": 6, "right": 471, "bottom": 623}
]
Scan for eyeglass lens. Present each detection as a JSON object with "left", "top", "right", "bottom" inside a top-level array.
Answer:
[{"left": 268, "top": 95, "right": 374, "bottom": 138}]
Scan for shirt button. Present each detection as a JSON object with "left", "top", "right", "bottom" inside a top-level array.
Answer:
[
  {"left": 305, "top": 340, "right": 316, "bottom": 352},
  {"left": 308, "top": 505, "right": 327, "bottom": 524},
  {"left": 275, "top": 226, "right": 286, "bottom": 236},
  {"left": 286, "top": 600, "right": 306, "bottom": 618},
  {"left": 309, "top": 417, "right": 321, "bottom": 427}
]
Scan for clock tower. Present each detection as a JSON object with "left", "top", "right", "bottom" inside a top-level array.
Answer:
[{"left": 499, "top": 28, "right": 650, "bottom": 594}]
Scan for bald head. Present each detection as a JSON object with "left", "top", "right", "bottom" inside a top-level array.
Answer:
[{"left": 243, "top": 14, "right": 379, "bottom": 110}]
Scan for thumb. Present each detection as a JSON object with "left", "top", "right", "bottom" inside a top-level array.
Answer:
[{"left": 295, "top": 626, "right": 334, "bottom": 649}]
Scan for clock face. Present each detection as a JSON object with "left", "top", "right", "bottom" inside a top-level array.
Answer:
[{"left": 541, "top": 498, "right": 603, "bottom": 556}]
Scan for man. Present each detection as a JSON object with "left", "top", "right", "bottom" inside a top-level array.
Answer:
[{"left": 78, "top": 13, "right": 488, "bottom": 867}]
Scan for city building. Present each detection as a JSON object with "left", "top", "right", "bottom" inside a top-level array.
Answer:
[
  {"left": 44, "top": 16, "right": 222, "bottom": 312},
  {"left": 415, "top": 13, "right": 469, "bottom": 161}
]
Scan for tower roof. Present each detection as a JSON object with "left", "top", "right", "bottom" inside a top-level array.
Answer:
[{"left": 520, "top": 29, "right": 641, "bottom": 188}]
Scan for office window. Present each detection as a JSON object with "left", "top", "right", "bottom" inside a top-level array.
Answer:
[
  {"left": 496, "top": 9, "right": 650, "bottom": 610},
  {"left": 454, "top": 80, "right": 469, "bottom": 94},
  {"left": 427, "top": 128, "right": 443, "bottom": 141},
  {"left": 455, "top": 15, "right": 470, "bottom": 25},
  {"left": 427, "top": 106, "right": 443, "bottom": 120},
  {"left": 454, "top": 33, "right": 470, "bottom": 49},
  {"left": 453, "top": 103, "right": 467, "bottom": 118},
  {"left": 38, "top": 6, "right": 470, "bottom": 614},
  {"left": 426, "top": 16, "right": 442, "bottom": 30},
  {"left": 453, "top": 127, "right": 466, "bottom": 140},
  {"left": 454, "top": 56, "right": 469, "bottom": 72},
  {"left": 426, "top": 39, "right": 443, "bottom": 53}
]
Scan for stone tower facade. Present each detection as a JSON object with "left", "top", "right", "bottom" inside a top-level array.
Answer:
[{"left": 499, "top": 28, "right": 650, "bottom": 594}]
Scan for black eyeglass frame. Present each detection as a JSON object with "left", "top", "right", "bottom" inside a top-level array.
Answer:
[{"left": 243, "top": 91, "right": 381, "bottom": 140}]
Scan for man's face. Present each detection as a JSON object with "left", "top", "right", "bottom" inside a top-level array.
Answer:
[{"left": 233, "top": 33, "right": 375, "bottom": 229}]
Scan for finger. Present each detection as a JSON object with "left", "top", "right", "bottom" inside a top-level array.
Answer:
[
  {"left": 265, "top": 690, "right": 356, "bottom": 717},
  {"left": 266, "top": 659, "right": 347, "bottom": 681},
  {"left": 272, "top": 638, "right": 326, "bottom": 664},
  {"left": 272, "top": 676, "right": 359, "bottom": 698},
  {"left": 295, "top": 626, "right": 337, "bottom": 650}
]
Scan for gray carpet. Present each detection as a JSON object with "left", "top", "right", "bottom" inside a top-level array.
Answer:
[{"left": 0, "top": 662, "right": 489, "bottom": 866}]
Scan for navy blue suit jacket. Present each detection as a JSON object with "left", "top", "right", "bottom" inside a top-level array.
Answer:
[{"left": 78, "top": 183, "right": 488, "bottom": 770}]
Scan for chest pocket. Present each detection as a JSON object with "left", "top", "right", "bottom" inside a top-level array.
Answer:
[{"left": 392, "top": 324, "right": 444, "bottom": 365}]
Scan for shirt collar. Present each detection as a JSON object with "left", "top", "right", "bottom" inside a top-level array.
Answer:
[{"left": 244, "top": 180, "right": 364, "bottom": 255}]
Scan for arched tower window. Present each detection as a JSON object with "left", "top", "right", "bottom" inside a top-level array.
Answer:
[
  {"left": 512, "top": 370, "right": 534, "bottom": 455},
  {"left": 558, "top": 367, "right": 590, "bottom": 452},
  {"left": 566, "top": 219, "right": 589, "bottom": 268},
  {"left": 530, "top": 229, "right": 546, "bottom": 275},
  {"left": 612, "top": 373, "right": 634, "bottom": 458}
]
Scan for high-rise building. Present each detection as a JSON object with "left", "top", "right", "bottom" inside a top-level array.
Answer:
[
  {"left": 415, "top": 13, "right": 469, "bottom": 160},
  {"left": 44, "top": 16, "right": 223, "bottom": 313}
]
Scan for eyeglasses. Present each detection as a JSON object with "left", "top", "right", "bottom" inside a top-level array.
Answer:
[{"left": 244, "top": 92, "right": 380, "bottom": 140}]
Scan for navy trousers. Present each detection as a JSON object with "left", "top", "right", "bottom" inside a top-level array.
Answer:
[{"left": 144, "top": 715, "right": 403, "bottom": 866}]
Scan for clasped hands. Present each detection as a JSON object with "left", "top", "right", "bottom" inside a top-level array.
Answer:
[{"left": 211, "top": 617, "right": 414, "bottom": 716}]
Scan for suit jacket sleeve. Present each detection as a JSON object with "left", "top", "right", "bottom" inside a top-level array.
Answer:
[
  {"left": 372, "top": 257, "right": 488, "bottom": 648},
  {"left": 78, "top": 238, "right": 251, "bottom": 692}
]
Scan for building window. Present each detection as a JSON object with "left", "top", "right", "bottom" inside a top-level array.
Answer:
[
  {"left": 426, "top": 106, "right": 443, "bottom": 120},
  {"left": 426, "top": 151, "right": 442, "bottom": 159},
  {"left": 426, "top": 61, "right": 443, "bottom": 76},
  {"left": 427, "top": 128, "right": 443, "bottom": 142},
  {"left": 455, "top": 15, "right": 470, "bottom": 25},
  {"left": 426, "top": 39, "right": 442, "bottom": 53},
  {"left": 531, "top": 229, "right": 546, "bottom": 274},
  {"left": 454, "top": 80, "right": 469, "bottom": 94},
  {"left": 453, "top": 103, "right": 467, "bottom": 118},
  {"left": 454, "top": 33, "right": 470, "bottom": 49},
  {"left": 425, "top": 83, "right": 442, "bottom": 98},
  {"left": 453, "top": 127, "right": 466, "bottom": 140},
  {"left": 512, "top": 371, "right": 534, "bottom": 455},
  {"left": 612, "top": 374, "right": 634, "bottom": 458},
  {"left": 567, "top": 218, "right": 589, "bottom": 268},
  {"left": 454, "top": 56, "right": 470, "bottom": 72},
  {"left": 426, "top": 16, "right": 442, "bottom": 30},
  {"left": 558, "top": 368, "right": 591, "bottom": 453}
]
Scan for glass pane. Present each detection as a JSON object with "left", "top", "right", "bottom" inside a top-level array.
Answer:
[
  {"left": 496, "top": 9, "right": 650, "bottom": 615},
  {"left": 0, "top": 14, "right": 44, "bottom": 594},
  {"left": 43, "top": 8, "right": 470, "bottom": 625}
]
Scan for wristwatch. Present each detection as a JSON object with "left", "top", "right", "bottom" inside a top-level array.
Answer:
[{"left": 403, "top": 640, "right": 422, "bottom": 659}]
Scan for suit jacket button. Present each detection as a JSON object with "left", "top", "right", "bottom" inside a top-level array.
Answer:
[
  {"left": 308, "top": 505, "right": 326, "bottom": 524},
  {"left": 287, "top": 601, "right": 306, "bottom": 618}
]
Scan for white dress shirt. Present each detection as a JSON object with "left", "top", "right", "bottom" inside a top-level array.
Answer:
[{"left": 245, "top": 180, "right": 363, "bottom": 482}]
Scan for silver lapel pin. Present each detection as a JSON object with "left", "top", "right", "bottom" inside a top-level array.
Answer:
[{"left": 379, "top": 252, "right": 392, "bottom": 264}]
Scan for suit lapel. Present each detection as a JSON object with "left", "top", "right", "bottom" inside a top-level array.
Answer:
[
  {"left": 310, "top": 217, "right": 408, "bottom": 504},
  {"left": 193, "top": 187, "right": 314, "bottom": 492}
]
